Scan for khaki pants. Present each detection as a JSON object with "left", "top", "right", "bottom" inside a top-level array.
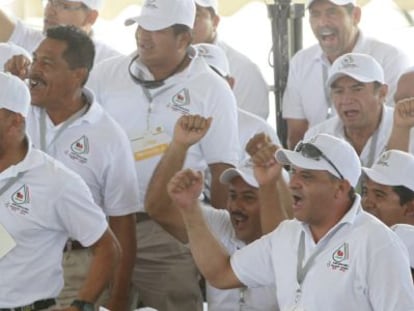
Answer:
[
  {"left": 133, "top": 220, "right": 203, "bottom": 311},
  {"left": 57, "top": 249, "right": 109, "bottom": 309}
]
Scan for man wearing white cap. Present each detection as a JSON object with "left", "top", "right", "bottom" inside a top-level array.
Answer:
[
  {"left": 191, "top": 0, "right": 270, "bottom": 119},
  {"left": 169, "top": 132, "right": 414, "bottom": 310},
  {"left": 0, "top": 0, "right": 119, "bottom": 73},
  {"left": 362, "top": 149, "right": 414, "bottom": 277},
  {"left": 23, "top": 26, "right": 140, "bottom": 311},
  {"left": 87, "top": 0, "right": 240, "bottom": 310},
  {"left": 146, "top": 114, "right": 290, "bottom": 310},
  {"left": 0, "top": 72, "right": 119, "bottom": 310},
  {"left": 283, "top": 0, "right": 410, "bottom": 149},
  {"left": 305, "top": 52, "right": 398, "bottom": 167}
]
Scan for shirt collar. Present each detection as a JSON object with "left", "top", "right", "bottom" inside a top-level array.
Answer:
[{"left": 0, "top": 136, "right": 45, "bottom": 180}]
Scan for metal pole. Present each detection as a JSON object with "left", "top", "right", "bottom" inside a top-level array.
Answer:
[{"left": 268, "top": 1, "right": 305, "bottom": 148}]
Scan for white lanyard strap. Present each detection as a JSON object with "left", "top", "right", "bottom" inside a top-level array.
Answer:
[
  {"left": 0, "top": 172, "right": 25, "bottom": 197},
  {"left": 39, "top": 104, "right": 89, "bottom": 152}
]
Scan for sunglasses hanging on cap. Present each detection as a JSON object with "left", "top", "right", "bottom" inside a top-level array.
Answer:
[
  {"left": 128, "top": 53, "right": 189, "bottom": 89},
  {"left": 295, "top": 141, "right": 344, "bottom": 179}
]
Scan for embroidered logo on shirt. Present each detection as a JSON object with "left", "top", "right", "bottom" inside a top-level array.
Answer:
[
  {"left": 169, "top": 88, "right": 190, "bottom": 114},
  {"left": 71, "top": 136, "right": 89, "bottom": 154},
  {"left": 65, "top": 135, "right": 89, "bottom": 164},
  {"left": 12, "top": 185, "right": 30, "bottom": 205},
  {"left": 327, "top": 243, "right": 350, "bottom": 272},
  {"left": 6, "top": 185, "right": 31, "bottom": 215}
]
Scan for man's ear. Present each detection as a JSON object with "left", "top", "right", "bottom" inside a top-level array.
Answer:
[{"left": 403, "top": 199, "right": 414, "bottom": 219}]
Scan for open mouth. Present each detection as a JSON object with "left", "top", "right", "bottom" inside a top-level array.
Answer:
[
  {"left": 29, "top": 75, "right": 47, "bottom": 93},
  {"left": 292, "top": 193, "right": 304, "bottom": 211},
  {"left": 231, "top": 211, "right": 248, "bottom": 229},
  {"left": 342, "top": 109, "right": 359, "bottom": 119},
  {"left": 318, "top": 28, "right": 336, "bottom": 44}
]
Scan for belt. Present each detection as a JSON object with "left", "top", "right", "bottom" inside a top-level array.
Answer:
[
  {"left": 63, "top": 240, "right": 86, "bottom": 252},
  {"left": 0, "top": 299, "right": 56, "bottom": 311},
  {"left": 136, "top": 212, "right": 151, "bottom": 223}
]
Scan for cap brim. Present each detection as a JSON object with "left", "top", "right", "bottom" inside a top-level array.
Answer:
[
  {"left": 362, "top": 167, "right": 401, "bottom": 187},
  {"left": 327, "top": 72, "right": 379, "bottom": 88},
  {"left": 125, "top": 15, "right": 173, "bottom": 31},
  {"left": 219, "top": 168, "right": 258, "bottom": 188}
]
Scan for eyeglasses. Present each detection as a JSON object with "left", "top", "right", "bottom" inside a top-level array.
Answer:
[
  {"left": 295, "top": 141, "right": 344, "bottom": 180},
  {"left": 43, "top": 0, "right": 88, "bottom": 11}
]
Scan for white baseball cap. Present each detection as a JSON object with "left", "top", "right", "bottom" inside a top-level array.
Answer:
[
  {"left": 327, "top": 53, "right": 385, "bottom": 88},
  {"left": 194, "top": 43, "right": 230, "bottom": 77},
  {"left": 362, "top": 150, "right": 414, "bottom": 191},
  {"left": 276, "top": 133, "right": 361, "bottom": 187},
  {"left": 307, "top": 0, "right": 356, "bottom": 8},
  {"left": 195, "top": 0, "right": 218, "bottom": 13},
  {"left": 125, "top": 0, "right": 196, "bottom": 31},
  {"left": 0, "top": 72, "right": 30, "bottom": 118},
  {"left": 67, "top": 0, "right": 104, "bottom": 10},
  {"left": 391, "top": 224, "right": 414, "bottom": 268},
  {"left": 220, "top": 162, "right": 258, "bottom": 188}
]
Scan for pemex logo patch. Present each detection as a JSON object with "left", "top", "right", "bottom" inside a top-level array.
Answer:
[
  {"left": 65, "top": 135, "right": 89, "bottom": 164},
  {"left": 6, "top": 184, "right": 31, "bottom": 215},
  {"left": 326, "top": 242, "right": 350, "bottom": 272},
  {"left": 12, "top": 185, "right": 30, "bottom": 205},
  {"left": 71, "top": 136, "right": 89, "bottom": 155},
  {"left": 169, "top": 88, "right": 190, "bottom": 114},
  {"left": 332, "top": 243, "right": 349, "bottom": 263}
]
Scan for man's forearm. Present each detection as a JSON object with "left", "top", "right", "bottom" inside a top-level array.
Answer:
[
  {"left": 145, "top": 142, "right": 189, "bottom": 216},
  {"left": 386, "top": 126, "right": 411, "bottom": 152},
  {"left": 77, "top": 230, "right": 120, "bottom": 303},
  {"left": 181, "top": 201, "right": 241, "bottom": 289},
  {"left": 106, "top": 215, "right": 137, "bottom": 310}
]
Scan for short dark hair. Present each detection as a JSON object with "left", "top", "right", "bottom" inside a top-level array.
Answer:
[
  {"left": 46, "top": 25, "right": 95, "bottom": 84},
  {"left": 392, "top": 186, "right": 414, "bottom": 206}
]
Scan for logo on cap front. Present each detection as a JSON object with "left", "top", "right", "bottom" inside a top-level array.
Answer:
[
  {"left": 339, "top": 55, "right": 358, "bottom": 70},
  {"left": 144, "top": 0, "right": 158, "bottom": 9},
  {"left": 376, "top": 151, "right": 391, "bottom": 167}
]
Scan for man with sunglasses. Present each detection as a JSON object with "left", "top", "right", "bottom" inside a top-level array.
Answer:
[
  {"left": 305, "top": 52, "right": 396, "bottom": 168},
  {"left": 0, "top": 0, "right": 120, "bottom": 77},
  {"left": 169, "top": 132, "right": 414, "bottom": 310},
  {"left": 87, "top": 0, "right": 239, "bottom": 310}
]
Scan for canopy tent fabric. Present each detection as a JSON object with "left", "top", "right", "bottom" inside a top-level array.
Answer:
[{"left": 6, "top": 0, "right": 414, "bottom": 20}]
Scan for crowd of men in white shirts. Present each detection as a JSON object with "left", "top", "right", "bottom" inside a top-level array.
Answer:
[{"left": 0, "top": 0, "right": 414, "bottom": 310}]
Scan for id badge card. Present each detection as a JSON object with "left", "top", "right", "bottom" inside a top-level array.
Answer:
[
  {"left": 131, "top": 127, "right": 171, "bottom": 162},
  {"left": 0, "top": 223, "right": 16, "bottom": 259}
]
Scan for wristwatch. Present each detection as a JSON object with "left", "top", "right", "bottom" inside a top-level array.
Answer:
[{"left": 70, "top": 299, "right": 95, "bottom": 311}]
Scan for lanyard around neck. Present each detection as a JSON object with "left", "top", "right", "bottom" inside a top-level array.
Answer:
[{"left": 39, "top": 104, "right": 89, "bottom": 153}]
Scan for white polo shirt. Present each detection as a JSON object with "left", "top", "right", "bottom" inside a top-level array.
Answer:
[
  {"left": 0, "top": 144, "right": 108, "bottom": 307},
  {"left": 9, "top": 20, "right": 120, "bottom": 65},
  {"left": 26, "top": 89, "right": 140, "bottom": 217},
  {"left": 392, "top": 224, "right": 414, "bottom": 268},
  {"left": 230, "top": 195, "right": 414, "bottom": 310},
  {"left": 217, "top": 40, "right": 270, "bottom": 120},
  {"left": 304, "top": 106, "right": 414, "bottom": 166},
  {"left": 282, "top": 31, "right": 411, "bottom": 127},
  {"left": 200, "top": 205, "right": 278, "bottom": 311},
  {"left": 238, "top": 108, "right": 280, "bottom": 162},
  {"left": 0, "top": 42, "right": 31, "bottom": 71},
  {"left": 88, "top": 47, "right": 240, "bottom": 211}
]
